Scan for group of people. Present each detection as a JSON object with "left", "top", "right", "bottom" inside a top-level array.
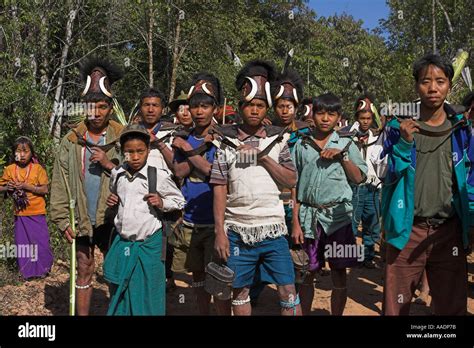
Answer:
[{"left": 1, "top": 53, "right": 473, "bottom": 316}]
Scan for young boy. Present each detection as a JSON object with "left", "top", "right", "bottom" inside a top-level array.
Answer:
[
  {"left": 347, "top": 95, "right": 382, "bottom": 268},
  {"left": 381, "top": 54, "right": 473, "bottom": 315},
  {"left": 104, "top": 125, "right": 185, "bottom": 315},
  {"left": 171, "top": 72, "right": 230, "bottom": 315},
  {"left": 211, "top": 60, "right": 301, "bottom": 316},
  {"left": 291, "top": 93, "right": 367, "bottom": 316}
]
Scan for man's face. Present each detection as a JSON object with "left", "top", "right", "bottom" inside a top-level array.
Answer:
[
  {"left": 275, "top": 99, "right": 296, "bottom": 126},
  {"left": 240, "top": 99, "right": 268, "bottom": 127},
  {"left": 313, "top": 109, "right": 340, "bottom": 133},
  {"left": 190, "top": 102, "right": 215, "bottom": 128},
  {"left": 357, "top": 111, "right": 373, "bottom": 132},
  {"left": 415, "top": 65, "right": 450, "bottom": 110},
  {"left": 141, "top": 97, "right": 163, "bottom": 125},
  {"left": 123, "top": 139, "right": 149, "bottom": 172},
  {"left": 87, "top": 101, "right": 112, "bottom": 130},
  {"left": 176, "top": 104, "right": 192, "bottom": 127}
]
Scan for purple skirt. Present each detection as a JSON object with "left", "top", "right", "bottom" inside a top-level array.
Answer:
[
  {"left": 303, "top": 223, "right": 360, "bottom": 272},
  {"left": 14, "top": 215, "right": 53, "bottom": 279}
]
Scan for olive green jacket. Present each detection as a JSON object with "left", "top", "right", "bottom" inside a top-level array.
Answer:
[{"left": 49, "top": 120, "right": 123, "bottom": 238}]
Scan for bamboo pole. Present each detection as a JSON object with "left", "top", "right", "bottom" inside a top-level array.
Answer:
[{"left": 59, "top": 167, "right": 76, "bottom": 316}]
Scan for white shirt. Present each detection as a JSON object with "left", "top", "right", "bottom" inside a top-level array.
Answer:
[
  {"left": 350, "top": 122, "right": 382, "bottom": 186},
  {"left": 110, "top": 163, "right": 185, "bottom": 241},
  {"left": 148, "top": 128, "right": 174, "bottom": 174}
]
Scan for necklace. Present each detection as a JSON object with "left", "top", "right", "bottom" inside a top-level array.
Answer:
[{"left": 15, "top": 163, "right": 33, "bottom": 183}]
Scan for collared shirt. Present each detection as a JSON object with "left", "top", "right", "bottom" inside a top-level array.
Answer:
[
  {"left": 209, "top": 125, "right": 295, "bottom": 184},
  {"left": 110, "top": 163, "right": 186, "bottom": 241},
  {"left": 292, "top": 131, "right": 368, "bottom": 237},
  {"left": 84, "top": 131, "right": 106, "bottom": 226}
]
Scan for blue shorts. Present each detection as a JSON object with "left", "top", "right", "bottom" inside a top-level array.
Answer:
[{"left": 227, "top": 231, "right": 295, "bottom": 289}]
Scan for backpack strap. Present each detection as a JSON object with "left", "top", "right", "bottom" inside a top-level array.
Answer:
[
  {"left": 257, "top": 126, "right": 289, "bottom": 160},
  {"left": 111, "top": 169, "right": 127, "bottom": 195},
  {"left": 71, "top": 128, "right": 119, "bottom": 152},
  {"left": 147, "top": 166, "right": 167, "bottom": 262}
]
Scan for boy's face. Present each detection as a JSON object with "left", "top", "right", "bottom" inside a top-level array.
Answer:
[
  {"left": 240, "top": 99, "right": 268, "bottom": 127},
  {"left": 313, "top": 109, "right": 341, "bottom": 133},
  {"left": 177, "top": 104, "right": 192, "bottom": 126},
  {"left": 275, "top": 99, "right": 296, "bottom": 126},
  {"left": 87, "top": 101, "right": 112, "bottom": 130},
  {"left": 415, "top": 64, "right": 450, "bottom": 110},
  {"left": 189, "top": 102, "right": 215, "bottom": 128},
  {"left": 357, "top": 111, "right": 373, "bottom": 132},
  {"left": 141, "top": 97, "right": 163, "bottom": 125},
  {"left": 123, "top": 139, "right": 149, "bottom": 172}
]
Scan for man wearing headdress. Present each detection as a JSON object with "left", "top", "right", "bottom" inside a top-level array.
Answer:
[
  {"left": 50, "top": 58, "right": 124, "bottom": 315},
  {"left": 210, "top": 60, "right": 301, "bottom": 316}
]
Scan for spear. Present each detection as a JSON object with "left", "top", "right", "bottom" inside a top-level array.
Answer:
[
  {"left": 282, "top": 48, "right": 294, "bottom": 74},
  {"left": 59, "top": 167, "right": 76, "bottom": 316},
  {"left": 225, "top": 42, "right": 242, "bottom": 68},
  {"left": 222, "top": 98, "right": 227, "bottom": 125}
]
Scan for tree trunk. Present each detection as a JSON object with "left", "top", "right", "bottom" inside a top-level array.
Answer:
[
  {"left": 39, "top": 8, "right": 50, "bottom": 94},
  {"left": 49, "top": 0, "right": 79, "bottom": 141},
  {"left": 168, "top": 14, "right": 182, "bottom": 102},
  {"left": 147, "top": 0, "right": 154, "bottom": 87}
]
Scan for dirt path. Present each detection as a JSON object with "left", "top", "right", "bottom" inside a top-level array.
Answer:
[{"left": 1, "top": 249, "right": 472, "bottom": 316}]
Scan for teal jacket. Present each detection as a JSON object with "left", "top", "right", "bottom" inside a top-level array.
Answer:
[{"left": 381, "top": 113, "right": 473, "bottom": 250}]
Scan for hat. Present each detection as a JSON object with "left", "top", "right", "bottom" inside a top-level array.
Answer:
[
  {"left": 235, "top": 60, "right": 277, "bottom": 107},
  {"left": 119, "top": 124, "right": 150, "bottom": 145},
  {"left": 299, "top": 97, "right": 314, "bottom": 119},
  {"left": 187, "top": 72, "right": 223, "bottom": 105},
  {"left": 355, "top": 93, "right": 376, "bottom": 113},
  {"left": 169, "top": 90, "right": 188, "bottom": 113},
  {"left": 79, "top": 57, "right": 123, "bottom": 100},
  {"left": 272, "top": 69, "right": 304, "bottom": 105}
]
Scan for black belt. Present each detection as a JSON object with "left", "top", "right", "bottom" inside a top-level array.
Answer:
[{"left": 414, "top": 216, "right": 451, "bottom": 227}]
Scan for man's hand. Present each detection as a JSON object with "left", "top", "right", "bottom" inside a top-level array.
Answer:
[
  {"left": 291, "top": 223, "right": 305, "bottom": 245},
  {"left": 172, "top": 137, "right": 193, "bottom": 152},
  {"left": 262, "top": 117, "right": 272, "bottom": 126},
  {"left": 106, "top": 193, "right": 119, "bottom": 208},
  {"left": 63, "top": 226, "right": 75, "bottom": 244},
  {"left": 214, "top": 230, "right": 230, "bottom": 261},
  {"left": 399, "top": 119, "right": 419, "bottom": 143},
  {"left": 320, "top": 148, "right": 343, "bottom": 161},
  {"left": 90, "top": 147, "right": 112, "bottom": 169},
  {"left": 144, "top": 193, "right": 163, "bottom": 209}
]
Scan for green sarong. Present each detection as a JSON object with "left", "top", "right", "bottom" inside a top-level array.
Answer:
[{"left": 104, "top": 229, "right": 165, "bottom": 315}]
